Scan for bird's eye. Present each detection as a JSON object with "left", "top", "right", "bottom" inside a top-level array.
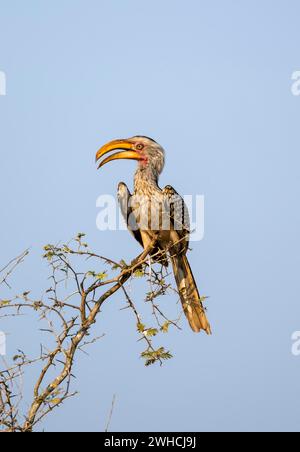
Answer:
[{"left": 136, "top": 144, "right": 144, "bottom": 151}]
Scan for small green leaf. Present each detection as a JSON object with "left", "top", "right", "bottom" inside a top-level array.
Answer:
[
  {"left": 13, "top": 355, "right": 23, "bottom": 362},
  {"left": 44, "top": 251, "right": 54, "bottom": 261},
  {"left": 134, "top": 269, "right": 144, "bottom": 278},
  {"left": 50, "top": 398, "right": 61, "bottom": 406},
  {"left": 200, "top": 296, "right": 209, "bottom": 303},
  {"left": 86, "top": 271, "right": 96, "bottom": 277},
  {"left": 137, "top": 322, "right": 145, "bottom": 333},
  {"left": 96, "top": 272, "right": 108, "bottom": 281},
  {"left": 144, "top": 328, "right": 158, "bottom": 338},
  {"left": 0, "top": 300, "right": 11, "bottom": 306},
  {"left": 161, "top": 321, "right": 171, "bottom": 333},
  {"left": 141, "top": 346, "right": 173, "bottom": 366},
  {"left": 33, "top": 301, "right": 42, "bottom": 311}
]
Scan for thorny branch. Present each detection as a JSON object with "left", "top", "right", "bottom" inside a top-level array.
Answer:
[
  {"left": 0, "top": 233, "right": 185, "bottom": 432},
  {"left": 0, "top": 250, "right": 29, "bottom": 289}
]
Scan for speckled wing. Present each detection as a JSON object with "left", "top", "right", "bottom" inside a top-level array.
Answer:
[
  {"left": 162, "top": 185, "right": 210, "bottom": 334},
  {"left": 118, "top": 182, "right": 143, "bottom": 247},
  {"left": 118, "top": 182, "right": 168, "bottom": 266},
  {"left": 162, "top": 185, "right": 190, "bottom": 251}
]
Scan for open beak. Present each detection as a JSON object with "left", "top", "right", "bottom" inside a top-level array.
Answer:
[{"left": 95, "top": 139, "right": 142, "bottom": 169}]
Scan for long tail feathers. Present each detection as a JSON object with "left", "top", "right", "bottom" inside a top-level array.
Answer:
[{"left": 171, "top": 254, "right": 211, "bottom": 334}]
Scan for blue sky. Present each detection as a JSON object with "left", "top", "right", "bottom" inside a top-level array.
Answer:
[{"left": 0, "top": 0, "right": 300, "bottom": 432}]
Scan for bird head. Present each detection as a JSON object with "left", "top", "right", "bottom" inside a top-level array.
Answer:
[{"left": 96, "top": 136, "right": 165, "bottom": 176}]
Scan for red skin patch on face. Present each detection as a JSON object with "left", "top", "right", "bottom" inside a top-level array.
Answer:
[{"left": 138, "top": 151, "right": 148, "bottom": 167}]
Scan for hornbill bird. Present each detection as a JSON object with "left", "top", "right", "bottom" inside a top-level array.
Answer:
[{"left": 96, "top": 136, "right": 211, "bottom": 334}]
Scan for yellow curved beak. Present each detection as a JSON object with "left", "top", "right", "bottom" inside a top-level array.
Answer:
[{"left": 95, "top": 139, "right": 142, "bottom": 169}]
